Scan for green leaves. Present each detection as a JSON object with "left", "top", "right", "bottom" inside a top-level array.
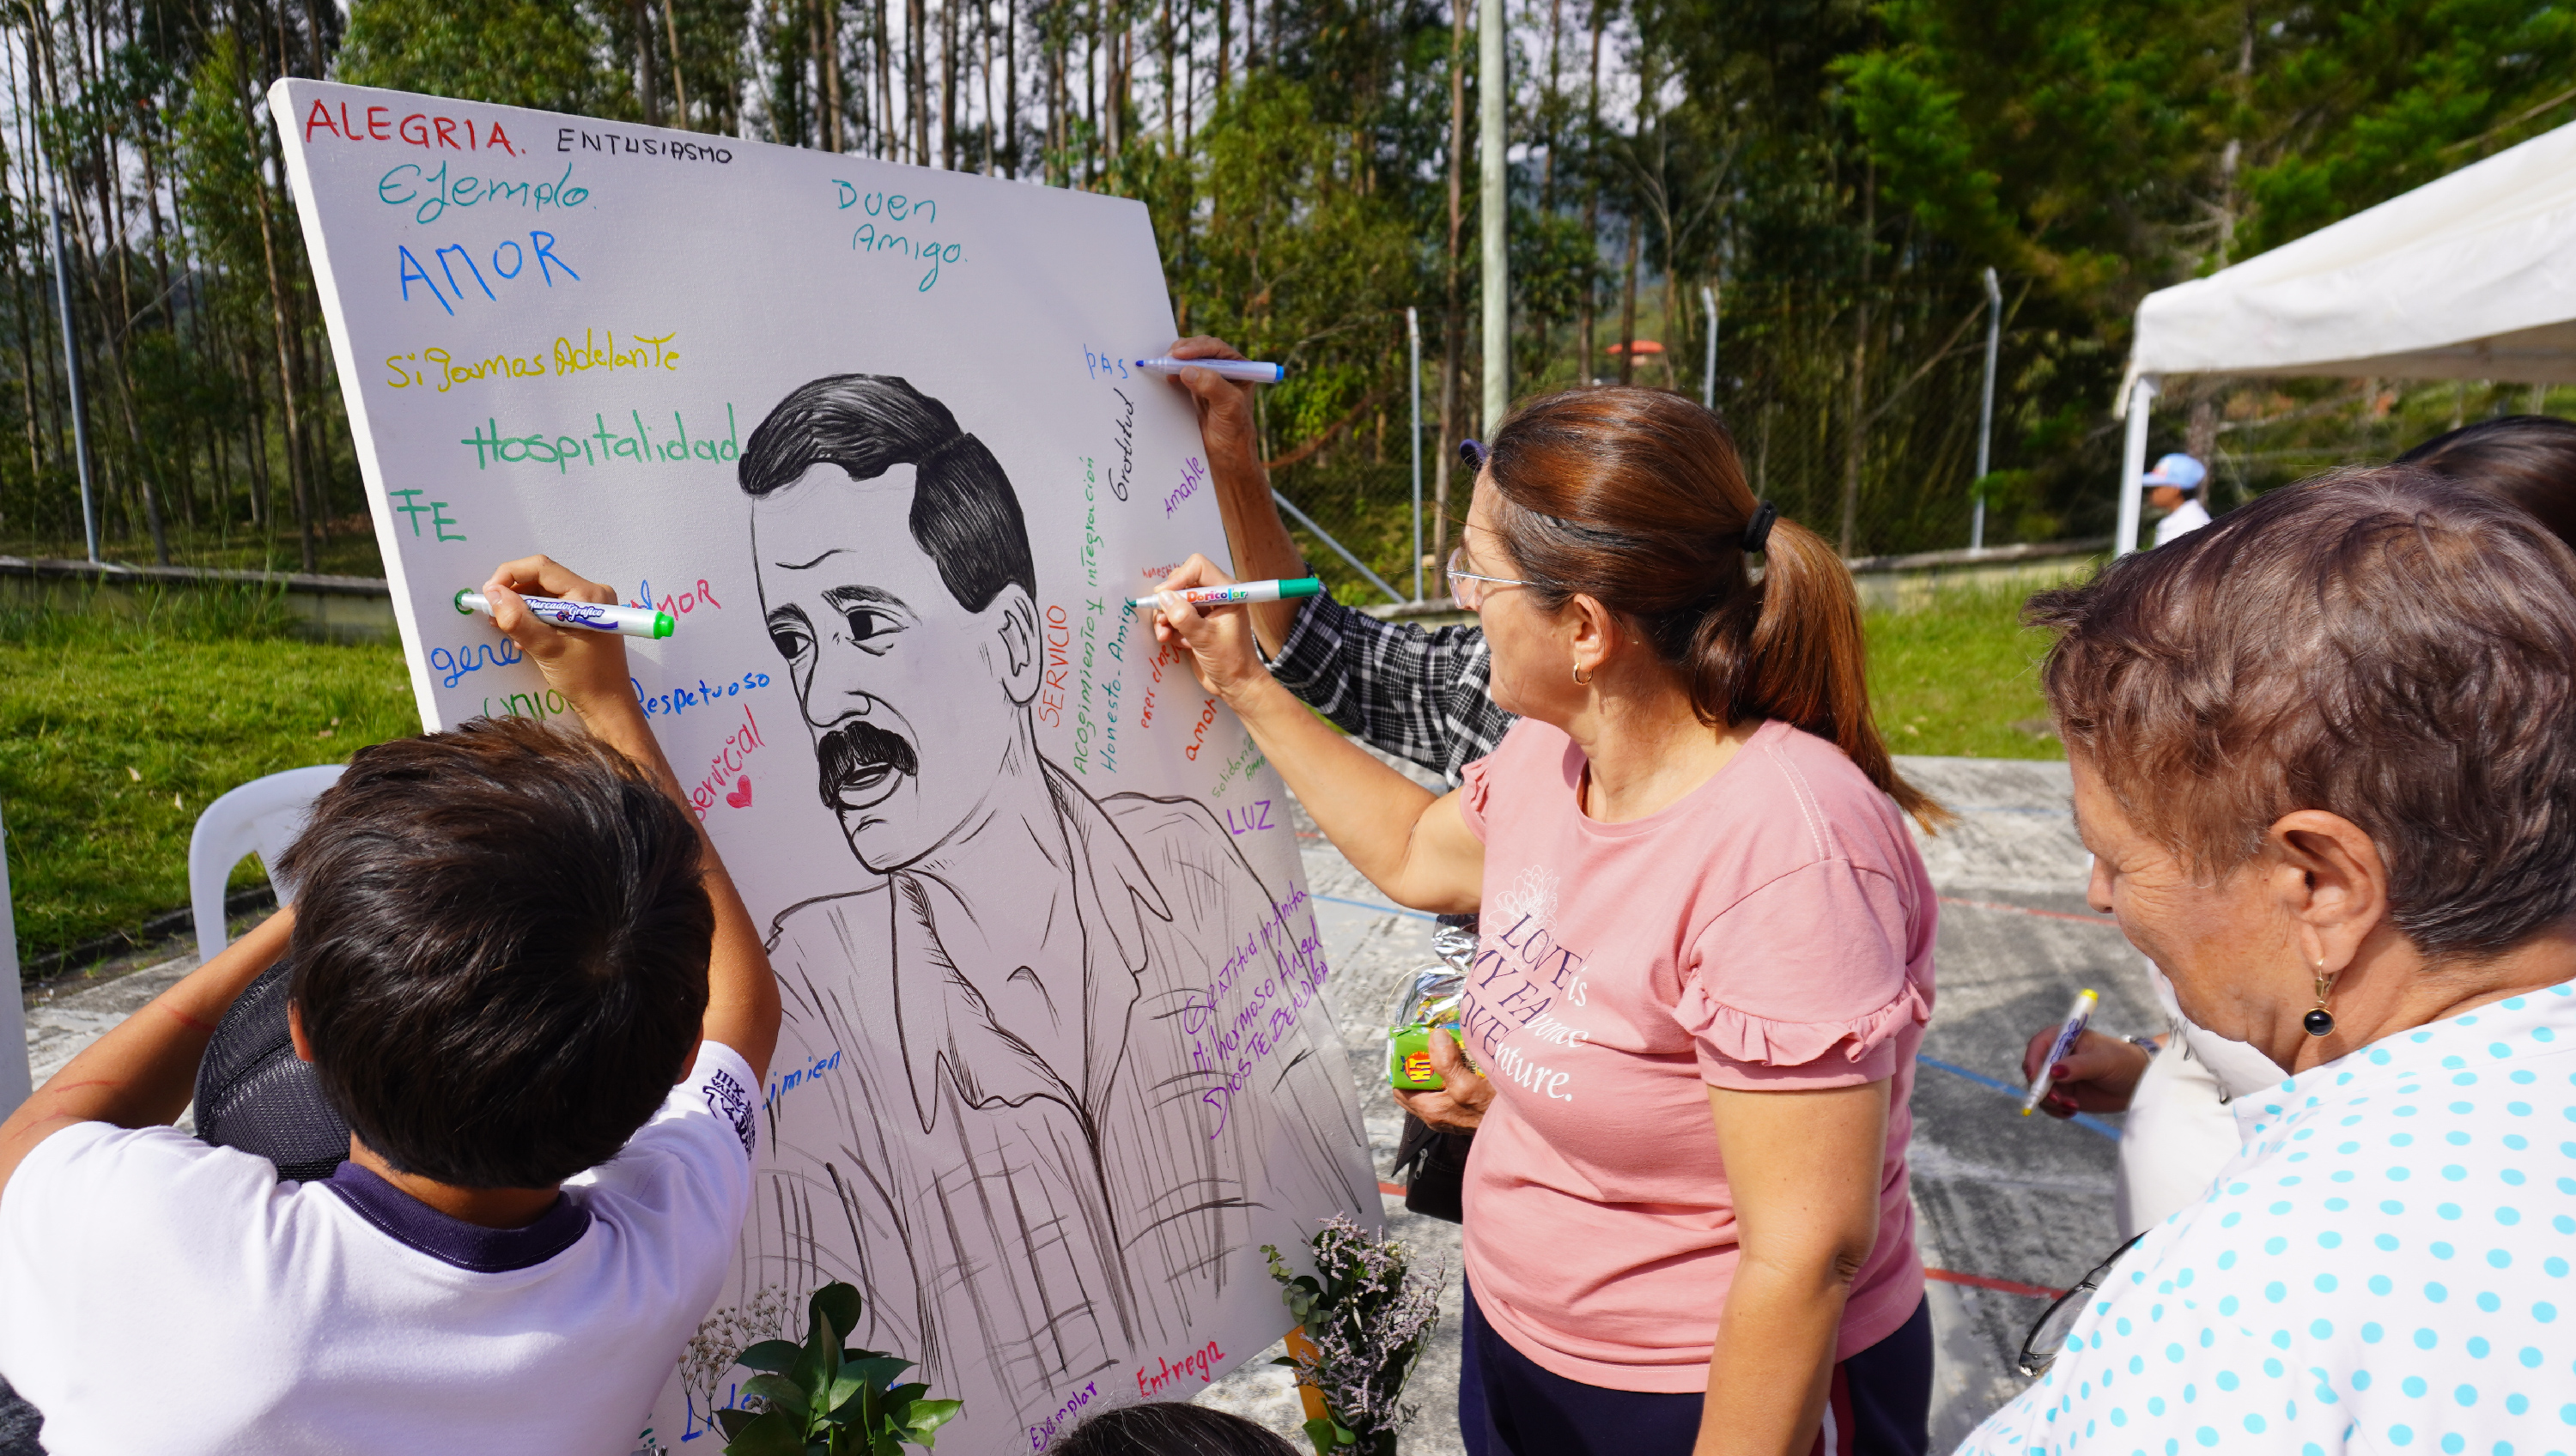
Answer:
[{"left": 715, "top": 1283, "right": 963, "bottom": 1456}]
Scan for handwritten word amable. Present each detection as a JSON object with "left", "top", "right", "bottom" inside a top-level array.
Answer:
[
  {"left": 399, "top": 233, "right": 578, "bottom": 316},
  {"left": 832, "top": 182, "right": 935, "bottom": 221},
  {"left": 1162, "top": 455, "right": 1206, "bottom": 518},
  {"left": 851, "top": 222, "right": 964, "bottom": 293},
  {"left": 556, "top": 126, "right": 733, "bottom": 164},
  {"left": 1133, "top": 1342, "right": 1224, "bottom": 1399},
  {"left": 303, "top": 100, "right": 520, "bottom": 155},
  {"left": 384, "top": 330, "right": 677, "bottom": 393},
  {"left": 459, "top": 404, "right": 741, "bottom": 471},
  {"left": 379, "top": 161, "right": 586, "bottom": 226}
]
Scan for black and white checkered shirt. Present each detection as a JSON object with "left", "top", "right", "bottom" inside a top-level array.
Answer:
[{"left": 1267, "top": 591, "right": 1515, "bottom": 788}]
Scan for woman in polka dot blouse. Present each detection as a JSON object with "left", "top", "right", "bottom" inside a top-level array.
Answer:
[{"left": 1958, "top": 468, "right": 2576, "bottom": 1456}]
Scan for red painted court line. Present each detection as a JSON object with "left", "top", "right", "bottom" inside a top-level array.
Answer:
[
  {"left": 1379, "top": 1180, "right": 1407, "bottom": 1197},
  {"left": 1925, "top": 1266, "right": 2063, "bottom": 1299},
  {"left": 1937, "top": 895, "right": 2121, "bottom": 930}
]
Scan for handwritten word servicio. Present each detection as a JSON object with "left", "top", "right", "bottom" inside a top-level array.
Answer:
[
  {"left": 303, "top": 100, "right": 520, "bottom": 155},
  {"left": 399, "top": 233, "right": 577, "bottom": 316},
  {"left": 379, "top": 161, "right": 587, "bottom": 226}
]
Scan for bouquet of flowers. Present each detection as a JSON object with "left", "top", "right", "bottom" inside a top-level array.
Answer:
[{"left": 1264, "top": 1215, "right": 1445, "bottom": 1456}]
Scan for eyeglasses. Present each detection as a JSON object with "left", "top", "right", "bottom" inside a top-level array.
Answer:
[
  {"left": 1445, "top": 548, "right": 1536, "bottom": 610},
  {"left": 2016, "top": 1232, "right": 2147, "bottom": 1377}
]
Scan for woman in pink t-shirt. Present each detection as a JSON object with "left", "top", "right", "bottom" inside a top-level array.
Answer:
[{"left": 1151, "top": 387, "right": 1947, "bottom": 1456}]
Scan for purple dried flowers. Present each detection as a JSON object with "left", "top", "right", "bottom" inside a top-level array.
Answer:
[{"left": 1264, "top": 1215, "right": 1446, "bottom": 1456}]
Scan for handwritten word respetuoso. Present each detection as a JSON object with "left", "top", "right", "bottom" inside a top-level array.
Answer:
[
  {"left": 303, "top": 100, "right": 519, "bottom": 155},
  {"left": 556, "top": 126, "right": 732, "bottom": 164}
]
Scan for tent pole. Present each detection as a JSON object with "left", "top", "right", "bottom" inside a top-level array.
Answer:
[
  {"left": 2117, "top": 376, "right": 2158, "bottom": 557},
  {"left": 1971, "top": 267, "right": 2000, "bottom": 551}
]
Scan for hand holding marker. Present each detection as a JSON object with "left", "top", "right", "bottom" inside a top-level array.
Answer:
[
  {"left": 2020, "top": 988, "right": 2099, "bottom": 1115},
  {"left": 1133, "top": 356, "right": 1287, "bottom": 385},
  {"left": 456, "top": 588, "right": 674, "bottom": 640},
  {"left": 1133, "top": 576, "right": 1323, "bottom": 614}
]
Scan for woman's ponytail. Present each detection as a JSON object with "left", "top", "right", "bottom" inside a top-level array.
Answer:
[{"left": 1486, "top": 388, "right": 1948, "bottom": 831}]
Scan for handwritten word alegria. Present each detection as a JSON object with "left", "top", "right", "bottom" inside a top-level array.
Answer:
[
  {"left": 851, "top": 222, "right": 963, "bottom": 293},
  {"left": 832, "top": 182, "right": 936, "bottom": 222},
  {"left": 1133, "top": 1341, "right": 1224, "bottom": 1399},
  {"left": 378, "top": 161, "right": 586, "bottom": 226},
  {"left": 399, "top": 233, "right": 578, "bottom": 316},
  {"left": 303, "top": 100, "right": 520, "bottom": 155}
]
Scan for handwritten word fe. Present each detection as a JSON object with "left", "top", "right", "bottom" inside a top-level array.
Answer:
[
  {"left": 378, "top": 161, "right": 586, "bottom": 226},
  {"left": 556, "top": 125, "right": 733, "bottom": 165},
  {"left": 384, "top": 331, "right": 678, "bottom": 393},
  {"left": 851, "top": 222, "right": 963, "bottom": 293},
  {"left": 400, "top": 233, "right": 578, "bottom": 316},
  {"left": 688, "top": 703, "right": 767, "bottom": 821},
  {"left": 459, "top": 405, "right": 742, "bottom": 472},
  {"left": 302, "top": 100, "right": 520, "bottom": 155},
  {"left": 1027, "top": 1380, "right": 1097, "bottom": 1452},
  {"left": 1133, "top": 1341, "right": 1224, "bottom": 1400},
  {"left": 386, "top": 488, "right": 466, "bottom": 543},
  {"left": 833, "top": 183, "right": 935, "bottom": 222}
]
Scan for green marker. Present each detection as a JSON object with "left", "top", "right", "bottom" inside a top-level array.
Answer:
[
  {"left": 1131, "top": 576, "right": 1324, "bottom": 612},
  {"left": 455, "top": 589, "right": 675, "bottom": 640}
]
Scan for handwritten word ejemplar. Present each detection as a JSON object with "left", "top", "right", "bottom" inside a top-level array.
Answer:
[
  {"left": 378, "top": 160, "right": 587, "bottom": 226},
  {"left": 399, "top": 232, "right": 578, "bottom": 316},
  {"left": 459, "top": 404, "right": 741, "bottom": 472},
  {"left": 383, "top": 330, "right": 677, "bottom": 394},
  {"left": 302, "top": 100, "right": 521, "bottom": 155},
  {"left": 1133, "top": 1341, "right": 1224, "bottom": 1399},
  {"left": 1027, "top": 1380, "right": 1097, "bottom": 1451},
  {"left": 386, "top": 488, "right": 467, "bottom": 543}
]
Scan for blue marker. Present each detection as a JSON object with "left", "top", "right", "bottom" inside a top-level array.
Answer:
[
  {"left": 1133, "top": 356, "right": 1286, "bottom": 385},
  {"left": 456, "top": 589, "right": 674, "bottom": 640}
]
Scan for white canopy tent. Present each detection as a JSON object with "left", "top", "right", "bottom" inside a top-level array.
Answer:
[{"left": 2113, "top": 118, "right": 2576, "bottom": 554}]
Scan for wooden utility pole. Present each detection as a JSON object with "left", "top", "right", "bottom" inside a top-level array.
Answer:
[
  {"left": 1838, "top": 162, "right": 1874, "bottom": 556},
  {"left": 1433, "top": 0, "right": 1468, "bottom": 573}
]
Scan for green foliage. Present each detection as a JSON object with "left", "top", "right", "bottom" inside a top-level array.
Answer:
[
  {"left": 1263, "top": 1217, "right": 1440, "bottom": 1456},
  {"left": 340, "top": 0, "right": 628, "bottom": 114},
  {"left": 714, "top": 1282, "right": 961, "bottom": 1456}
]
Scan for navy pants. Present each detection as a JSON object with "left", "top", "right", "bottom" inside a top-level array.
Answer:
[{"left": 1458, "top": 1279, "right": 1933, "bottom": 1456}]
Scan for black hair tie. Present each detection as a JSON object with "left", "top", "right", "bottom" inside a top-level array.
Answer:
[{"left": 1741, "top": 500, "right": 1777, "bottom": 554}]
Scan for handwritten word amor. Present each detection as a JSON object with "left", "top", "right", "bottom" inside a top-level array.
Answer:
[
  {"left": 1182, "top": 696, "right": 1217, "bottom": 759},
  {"left": 430, "top": 635, "right": 520, "bottom": 689},
  {"left": 459, "top": 405, "right": 741, "bottom": 471},
  {"left": 303, "top": 100, "right": 520, "bottom": 155},
  {"left": 399, "top": 233, "right": 577, "bottom": 316},
  {"left": 851, "top": 222, "right": 964, "bottom": 293},
  {"left": 1162, "top": 455, "right": 1206, "bottom": 518},
  {"left": 833, "top": 183, "right": 935, "bottom": 222},
  {"left": 1134, "top": 1342, "right": 1224, "bottom": 1399},
  {"left": 688, "top": 703, "right": 767, "bottom": 819},
  {"left": 629, "top": 577, "right": 722, "bottom": 618},
  {"left": 556, "top": 125, "right": 733, "bottom": 164},
  {"left": 379, "top": 161, "right": 586, "bottom": 226},
  {"left": 636, "top": 669, "right": 770, "bottom": 722},
  {"left": 386, "top": 488, "right": 466, "bottom": 542},
  {"left": 1028, "top": 1380, "right": 1097, "bottom": 1451},
  {"left": 383, "top": 331, "right": 677, "bottom": 393},
  {"left": 763, "top": 1046, "right": 841, "bottom": 1111}
]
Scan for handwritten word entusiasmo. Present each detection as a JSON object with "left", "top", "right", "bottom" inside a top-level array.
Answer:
[
  {"left": 556, "top": 125, "right": 732, "bottom": 164},
  {"left": 302, "top": 100, "right": 521, "bottom": 155}
]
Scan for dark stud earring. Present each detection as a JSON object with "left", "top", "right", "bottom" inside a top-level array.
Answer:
[{"left": 2304, "top": 967, "right": 2336, "bottom": 1038}]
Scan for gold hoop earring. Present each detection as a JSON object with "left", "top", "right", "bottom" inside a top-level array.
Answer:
[
  {"left": 2304, "top": 963, "right": 2336, "bottom": 1038},
  {"left": 1572, "top": 663, "right": 1592, "bottom": 687}
]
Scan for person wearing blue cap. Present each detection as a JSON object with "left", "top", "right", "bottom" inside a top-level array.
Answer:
[{"left": 2142, "top": 452, "right": 2210, "bottom": 545}]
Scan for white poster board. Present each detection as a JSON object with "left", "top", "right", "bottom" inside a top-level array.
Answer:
[{"left": 271, "top": 79, "right": 1375, "bottom": 1454}]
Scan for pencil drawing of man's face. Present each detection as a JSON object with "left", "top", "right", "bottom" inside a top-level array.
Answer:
[{"left": 753, "top": 464, "right": 1037, "bottom": 873}]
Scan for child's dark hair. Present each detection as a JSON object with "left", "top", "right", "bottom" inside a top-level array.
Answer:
[
  {"left": 277, "top": 716, "right": 714, "bottom": 1188},
  {"left": 1051, "top": 1403, "right": 1298, "bottom": 1456}
]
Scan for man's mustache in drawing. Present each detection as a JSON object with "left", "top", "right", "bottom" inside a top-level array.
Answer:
[{"left": 816, "top": 719, "right": 920, "bottom": 812}]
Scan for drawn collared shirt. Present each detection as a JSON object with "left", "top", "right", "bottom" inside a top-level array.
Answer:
[{"left": 1959, "top": 980, "right": 2576, "bottom": 1456}]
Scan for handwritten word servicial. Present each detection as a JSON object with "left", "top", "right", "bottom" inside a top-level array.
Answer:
[
  {"left": 301, "top": 100, "right": 523, "bottom": 155},
  {"left": 459, "top": 405, "right": 741, "bottom": 471},
  {"left": 385, "top": 330, "right": 677, "bottom": 393},
  {"left": 379, "top": 161, "right": 586, "bottom": 227},
  {"left": 685, "top": 703, "right": 767, "bottom": 820}
]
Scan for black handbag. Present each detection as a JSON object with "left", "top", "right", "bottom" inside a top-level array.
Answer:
[{"left": 1388, "top": 1110, "right": 1472, "bottom": 1223}]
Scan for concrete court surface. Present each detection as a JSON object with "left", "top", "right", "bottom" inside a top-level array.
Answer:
[
  {"left": 1192, "top": 752, "right": 2157, "bottom": 1455},
  {"left": 12, "top": 755, "right": 2145, "bottom": 1455}
]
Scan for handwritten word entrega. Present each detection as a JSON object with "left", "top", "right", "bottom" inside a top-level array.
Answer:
[
  {"left": 386, "top": 331, "right": 679, "bottom": 393},
  {"left": 1133, "top": 1340, "right": 1224, "bottom": 1399}
]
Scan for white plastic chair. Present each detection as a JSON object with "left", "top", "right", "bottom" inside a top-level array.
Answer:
[{"left": 188, "top": 764, "right": 346, "bottom": 958}]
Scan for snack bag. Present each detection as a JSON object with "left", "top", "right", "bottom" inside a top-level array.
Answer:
[{"left": 1387, "top": 923, "right": 1481, "bottom": 1089}]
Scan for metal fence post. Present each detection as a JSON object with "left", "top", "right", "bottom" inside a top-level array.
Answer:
[
  {"left": 1972, "top": 266, "right": 2001, "bottom": 551},
  {"left": 52, "top": 209, "right": 99, "bottom": 566},
  {"left": 1408, "top": 306, "right": 1424, "bottom": 601}
]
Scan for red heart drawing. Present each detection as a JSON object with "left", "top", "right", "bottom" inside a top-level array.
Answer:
[{"left": 725, "top": 776, "right": 753, "bottom": 809}]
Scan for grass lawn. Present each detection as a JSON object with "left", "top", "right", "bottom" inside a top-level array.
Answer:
[
  {"left": 4, "top": 582, "right": 2061, "bottom": 980},
  {"left": 1, "top": 588, "right": 416, "bottom": 974},
  {"left": 1867, "top": 585, "right": 2063, "bottom": 761}
]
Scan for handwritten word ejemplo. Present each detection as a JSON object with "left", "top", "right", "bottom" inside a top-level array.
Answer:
[
  {"left": 384, "top": 330, "right": 677, "bottom": 393},
  {"left": 378, "top": 161, "right": 587, "bottom": 226},
  {"left": 301, "top": 100, "right": 522, "bottom": 155},
  {"left": 459, "top": 405, "right": 741, "bottom": 471},
  {"left": 399, "top": 233, "right": 578, "bottom": 316}
]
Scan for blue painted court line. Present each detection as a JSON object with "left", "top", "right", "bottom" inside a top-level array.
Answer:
[
  {"left": 1310, "top": 893, "right": 1437, "bottom": 922},
  {"left": 1917, "top": 1054, "right": 2121, "bottom": 1141}
]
